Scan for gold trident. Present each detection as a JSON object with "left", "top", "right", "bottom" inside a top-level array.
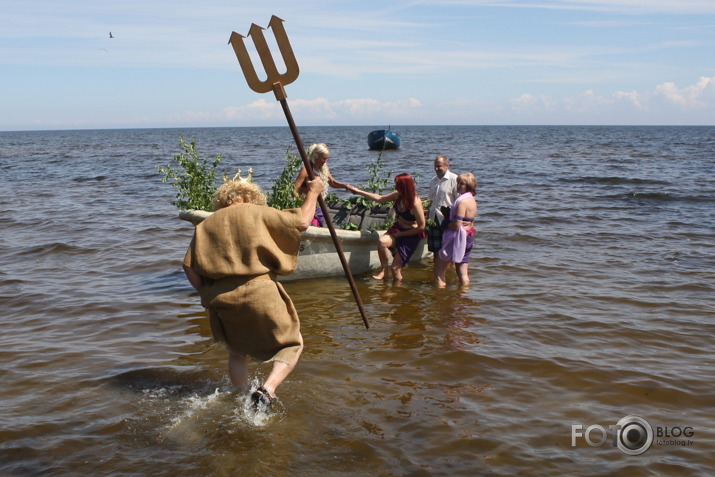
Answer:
[
  {"left": 228, "top": 15, "right": 298, "bottom": 101},
  {"left": 228, "top": 16, "right": 370, "bottom": 329}
]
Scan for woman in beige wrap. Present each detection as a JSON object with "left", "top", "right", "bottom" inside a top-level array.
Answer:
[{"left": 183, "top": 177, "right": 322, "bottom": 407}]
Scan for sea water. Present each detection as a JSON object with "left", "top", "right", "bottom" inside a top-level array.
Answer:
[{"left": 0, "top": 125, "right": 713, "bottom": 475}]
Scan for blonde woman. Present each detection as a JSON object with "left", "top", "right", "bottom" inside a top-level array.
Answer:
[
  {"left": 183, "top": 177, "right": 323, "bottom": 408},
  {"left": 434, "top": 173, "right": 477, "bottom": 287},
  {"left": 293, "top": 143, "right": 348, "bottom": 226}
]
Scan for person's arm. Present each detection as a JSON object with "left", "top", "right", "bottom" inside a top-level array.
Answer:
[
  {"left": 183, "top": 263, "right": 203, "bottom": 290},
  {"left": 346, "top": 184, "right": 398, "bottom": 203},
  {"left": 427, "top": 177, "right": 438, "bottom": 218},
  {"left": 299, "top": 177, "right": 323, "bottom": 230},
  {"left": 292, "top": 166, "right": 309, "bottom": 198},
  {"left": 328, "top": 173, "right": 348, "bottom": 190}
]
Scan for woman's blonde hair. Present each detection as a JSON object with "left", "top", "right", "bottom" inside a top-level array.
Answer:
[
  {"left": 212, "top": 180, "right": 266, "bottom": 210},
  {"left": 457, "top": 173, "right": 477, "bottom": 194},
  {"left": 307, "top": 143, "right": 329, "bottom": 165}
]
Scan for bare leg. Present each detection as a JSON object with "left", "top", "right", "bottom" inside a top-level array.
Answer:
[
  {"left": 433, "top": 255, "right": 450, "bottom": 287},
  {"left": 261, "top": 345, "right": 303, "bottom": 398},
  {"left": 373, "top": 234, "right": 394, "bottom": 280},
  {"left": 391, "top": 255, "right": 404, "bottom": 281},
  {"left": 228, "top": 351, "right": 249, "bottom": 391},
  {"left": 455, "top": 262, "right": 470, "bottom": 286}
]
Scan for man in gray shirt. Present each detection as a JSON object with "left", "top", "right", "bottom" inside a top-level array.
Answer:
[{"left": 427, "top": 155, "right": 458, "bottom": 253}]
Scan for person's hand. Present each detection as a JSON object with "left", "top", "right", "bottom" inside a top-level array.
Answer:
[
  {"left": 305, "top": 177, "right": 324, "bottom": 196},
  {"left": 332, "top": 180, "right": 348, "bottom": 190}
]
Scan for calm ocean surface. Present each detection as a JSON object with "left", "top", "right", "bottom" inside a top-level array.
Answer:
[{"left": 0, "top": 125, "right": 713, "bottom": 476}]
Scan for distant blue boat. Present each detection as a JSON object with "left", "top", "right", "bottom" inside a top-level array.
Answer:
[{"left": 367, "top": 129, "right": 401, "bottom": 150}]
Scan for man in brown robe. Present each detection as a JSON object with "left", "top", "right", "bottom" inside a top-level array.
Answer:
[{"left": 182, "top": 177, "right": 322, "bottom": 406}]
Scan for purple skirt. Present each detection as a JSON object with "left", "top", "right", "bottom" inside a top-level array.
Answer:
[
  {"left": 312, "top": 205, "right": 326, "bottom": 227},
  {"left": 387, "top": 223, "right": 425, "bottom": 265},
  {"left": 459, "top": 233, "right": 474, "bottom": 264}
]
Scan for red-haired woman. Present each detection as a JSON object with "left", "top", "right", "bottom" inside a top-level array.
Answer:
[{"left": 346, "top": 173, "right": 426, "bottom": 281}]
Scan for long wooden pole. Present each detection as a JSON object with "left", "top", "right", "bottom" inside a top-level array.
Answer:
[
  {"left": 229, "top": 20, "right": 370, "bottom": 329},
  {"left": 275, "top": 88, "right": 370, "bottom": 329}
]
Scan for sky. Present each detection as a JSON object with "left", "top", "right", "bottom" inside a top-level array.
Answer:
[{"left": 2, "top": 0, "right": 715, "bottom": 131}]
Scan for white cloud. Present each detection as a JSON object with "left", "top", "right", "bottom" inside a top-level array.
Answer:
[
  {"left": 333, "top": 97, "right": 423, "bottom": 117},
  {"left": 216, "top": 97, "right": 423, "bottom": 125},
  {"left": 222, "top": 99, "right": 282, "bottom": 121},
  {"left": 510, "top": 93, "right": 550, "bottom": 110},
  {"left": 193, "top": 77, "right": 715, "bottom": 127},
  {"left": 431, "top": 76, "right": 715, "bottom": 124},
  {"left": 655, "top": 76, "right": 714, "bottom": 108},
  {"left": 613, "top": 90, "right": 645, "bottom": 110}
]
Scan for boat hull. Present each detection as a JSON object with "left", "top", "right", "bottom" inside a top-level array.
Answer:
[
  {"left": 178, "top": 208, "right": 428, "bottom": 281},
  {"left": 368, "top": 129, "right": 401, "bottom": 150}
]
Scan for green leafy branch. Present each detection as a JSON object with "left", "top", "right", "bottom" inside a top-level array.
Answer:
[
  {"left": 347, "top": 150, "right": 394, "bottom": 209},
  {"left": 267, "top": 149, "right": 303, "bottom": 210},
  {"left": 156, "top": 137, "right": 221, "bottom": 211}
]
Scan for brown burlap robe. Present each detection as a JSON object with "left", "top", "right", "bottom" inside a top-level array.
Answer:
[{"left": 183, "top": 203, "right": 305, "bottom": 364}]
